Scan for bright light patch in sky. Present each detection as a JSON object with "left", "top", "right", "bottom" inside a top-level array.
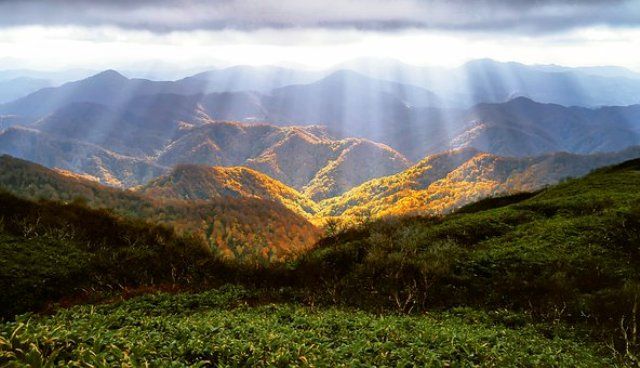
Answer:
[{"left": 1, "top": 25, "right": 640, "bottom": 73}]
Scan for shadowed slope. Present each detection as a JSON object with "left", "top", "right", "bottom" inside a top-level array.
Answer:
[{"left": 139, "top": 164, "right": 319, "bottom": 217}]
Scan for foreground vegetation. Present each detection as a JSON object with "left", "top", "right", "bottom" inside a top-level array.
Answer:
[
  {"left": 301, "top": 160, "right": 640, "bottom": 318},
  {"left": 3, "top": 158, "right": 640, "bottom": 365},
  {"left": 0, "top": 191, "right": 216, "bottom": 318},
  {"left": 0, "top": 287, "right": 617, "bottom": 367}
]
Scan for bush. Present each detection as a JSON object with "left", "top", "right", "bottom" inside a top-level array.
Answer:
[{"left": 0, "top": 191, "right": 215, "bottom": 318}]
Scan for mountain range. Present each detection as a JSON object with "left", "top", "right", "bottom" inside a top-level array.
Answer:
[
  {"left": 0, "top": 117, "right": 410, "bottom": 200},
  {"left": 2, "top": 61, "right": 640, "bottom": 163},
  {"left": 1, "top": 59, "right": 640, "bottom": 235},
  {"left": 0, "top": 77, "right": 51, "bottom": 104},
  {"left": 337, "top": 58, "right": 640, "bottom": 107},
  {"left": 1, "top": 77, "right": 640, "bottom": 204},
  {"left": 4, "top": 58, "right": 640, "bottom": 112},
  {"left": 4, "top": 136, "right": 640, "bottom": 229},
  {"left": 2, "top": 124, "right": 640, "bottom": 261}
]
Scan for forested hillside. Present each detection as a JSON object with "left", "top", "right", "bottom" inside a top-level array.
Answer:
[
  {"left": 320, "top": 146, "right": 640, "bottom": 219},
  {"left": 298, "top": 158, "right": 640, "bottom": 346},
  {"left": 3, "top": 157, "right": 640, "bottom": 365},
  {"left": 0, "top": 155, "right": 320, "bottom": 261},
  {"left": 0, "top": 191, "right": 212, "bottom": 318},
  {"left": 139, "top": 164, "right": 318, "bottom": 217}
]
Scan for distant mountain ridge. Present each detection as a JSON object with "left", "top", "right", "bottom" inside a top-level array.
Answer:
[
  {"left": 0, "top": 77, "right": 51, "bottom": 104},
  {"left": 338, "top": 58, "right": 640, "bottom": 107},
  {"left": 441, "top": 97, "right": 640, "bottom": 158},
  {"left": 3, "top": 67, "right": 640, "bottom": 162},
  {"left": 3, "top": 58, "right": 640, "bottom": 116},
  {"left": 1, "top": 62, "right": 640, "bottom": 202},
  {"left": 0, "top": 116, "right": 410, "bottom": 200}
]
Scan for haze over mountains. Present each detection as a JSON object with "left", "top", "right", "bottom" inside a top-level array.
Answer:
[
  {"left": 2, "top": 54, "right": 640, "bottom": 260},
  {"left": 345, "top": 58, "right": 640, "bottom": 107},
  {"left": 2, "top": 59, "right": 640, "bottom": 164},
  {"left": 1, "top": 58, "right": 640, "bottom": 223}
]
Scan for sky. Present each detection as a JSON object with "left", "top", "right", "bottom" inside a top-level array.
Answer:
[{"left": 0, "top": 0, "right": 640, "bottom": 72}]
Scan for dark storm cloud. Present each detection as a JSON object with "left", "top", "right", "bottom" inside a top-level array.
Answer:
[{"left": 0, "top": 0, "right": 638, "bottom": 33}]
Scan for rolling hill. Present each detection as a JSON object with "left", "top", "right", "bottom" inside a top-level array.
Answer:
[
  {"left": 294, "top": 157, "right": 640, "bottom": 353},
  {"left": 157, "top": 121, "right": 411, "bottom": 199},
  {"left": 320, "top": 145, "right": 640, "bottom": 219},
  {"left": 3, "top": 156, "right": 640, "bottom": 365},
  {"left": 101, "top": 117, "right": 405, "bottom": 196},
  {"left": 0, "top": 117, "right": 411, "bottom": 198},
  {"left": 0, "top": 155, "right": 321, "bottom": 261},
  {"left": 139, "top": 164, "right": 319, "bottom": 217}
]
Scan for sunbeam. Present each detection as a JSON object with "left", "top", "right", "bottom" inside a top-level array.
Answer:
[{"left": 3, "top": 2, "right": 640, "bottom": 366}]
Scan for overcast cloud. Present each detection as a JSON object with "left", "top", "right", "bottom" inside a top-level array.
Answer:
[
  {"left": 1, "top": 0, "right": 639, "bottom": 72},
  {"left": 0, "top": 0, "right": 638, "bottom": 33}
]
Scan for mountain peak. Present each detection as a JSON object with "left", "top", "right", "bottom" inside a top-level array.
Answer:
[
  {"left": 506, "top": 96, "right": 537, "bottom": 105},
  {"left": 89, "top": 69, "right": 128, "bottom": 81}
]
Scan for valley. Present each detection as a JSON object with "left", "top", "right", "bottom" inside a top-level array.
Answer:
[
  {"left": 3, "top": 153, "right": 640, "bottom": 366},
  {"left": 2, "top": 55, "right": 640, "bottom": 366}
]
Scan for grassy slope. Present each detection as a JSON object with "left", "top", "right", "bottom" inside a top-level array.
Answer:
[
  {"left": 3, "top": 158, "right": 640, "bottom": 365},
  {"left": 297, "top": 159, "right": 640, "bottom": 327},
  {"left": 0, "top": 287, "right": 615, "bottom": 367},
  {"left": 0, "top": 191, "right": 213, "bottom": 318}
]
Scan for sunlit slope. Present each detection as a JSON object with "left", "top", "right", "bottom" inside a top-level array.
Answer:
[
  {"left": 160, "top": 122, "right": 410, "bottom": 200},
  {"left": 318, "top": 147, "right": 478, "bottom": 217},
  {"left": 301, "top": 138, "right": 411, "bottom": 200},
  {"left": 319, "top": 146, "right": 640, "bottom": 218},
  {"left": 299, "top": 158, "right": 640, "bottom": 337},
  {"left": 139, "top": 164, "right": 319, "bottom": 217},
  {"left": 0, "top": 155, "right": 320, "bottom": 260}
]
